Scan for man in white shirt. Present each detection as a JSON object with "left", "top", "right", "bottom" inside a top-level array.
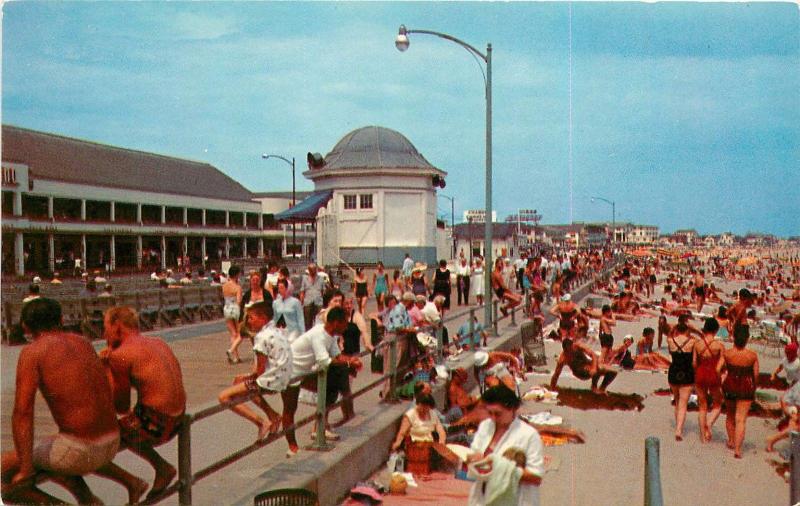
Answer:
[
  {"left": 280, "top": 307, "right": 353, "bottom": 457},
  {"left": 455, "top": 257, "right": 472, "bottom": 306},
  {"left": 402, "top": 253, "right": 414, "bottom": 282},
  {"left": 217, "top": 302, "right": 291, "bottom": 441},
  {"left": 514, "top": 254, "right": 527, "bottom": 290}
]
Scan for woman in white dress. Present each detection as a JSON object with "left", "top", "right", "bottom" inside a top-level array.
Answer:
[{"left": 471, "top": 257, "right": 485, "bottom": 306}]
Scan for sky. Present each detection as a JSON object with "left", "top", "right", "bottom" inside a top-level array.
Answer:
[{"left": 2, "top": 1, "right": 798, "bottom": 237}]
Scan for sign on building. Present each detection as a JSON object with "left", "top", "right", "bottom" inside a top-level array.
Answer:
[{"left": 463, "top": 209, "right": 497, "bottom": 223}]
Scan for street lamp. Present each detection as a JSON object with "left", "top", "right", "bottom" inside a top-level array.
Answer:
[
  {"left": 395, "top": 24, "right": 493, "bottom": 329},
  {"left": 591, "top": 196, "right": 615, "bottom": 243},
  {"left": 439, "top": 194, "right": 456, "bottom": 259},
  {"left": 262, "top": 154, "right": 296, "bottom": 257}
]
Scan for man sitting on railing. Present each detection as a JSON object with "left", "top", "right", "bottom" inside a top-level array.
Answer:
[
  {"left": 282, "top": 307, "right": 353, "bottom": 457},
  {"left": 218, "top": 302, "right": 291, "bottom": 441},
  {"left": 2, "top": 298, "right": 121, "bottom": 505},
  {"left": 93, "top": 306, "right": 187, "bottom": 503}
]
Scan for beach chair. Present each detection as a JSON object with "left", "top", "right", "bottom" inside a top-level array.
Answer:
[
  {"left": 253, "top": 488, "right": 318, "bottom": 506},
  {"left": 60, "top": 298, "right": 85, "bottom": 335},
  {"left": 521, "top": 320, "right": 546, "bottom": 367},
  {"left": 2, "top": 300, "right": 25, "bottom": 344},
  {"left": 135, "top": 290, "right": 160, "bottom": 330},
  {"left": 200, "top": 285, "right": 224, "bottom": 319},
  {"left": 159, "top": 289, "right": 182, "bottom": 326},
  {"left": 81, "top": 296, "right": 116, "bottom": 340},
  {"left": 760, "top": 324, "right": 784, "bottom": 358},
  {"left": 180, "top": 287, "right": 203, "bottom": 322}
]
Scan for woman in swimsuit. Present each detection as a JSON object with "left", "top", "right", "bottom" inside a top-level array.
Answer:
[
  {"left": 353, "top": 267, "right": 369, "bottom": 315},
  {"left": 390, "top": 270, "right": 404, "bottom": 300},
  {"left": 373, "top": 262, "right": 389, "bottom": 312},
  {"left": 721, "top": 324, "right": 759, "bottom": 458},
  {"left": 222, "top": 265, "right": 243, "bottom": 364},
  {"left": 693, "top": 318, "right": 725, "bottom": 443},
  {"left": 410, "top": 265, "right": 428, "bottom": 297},
  {"left": 668, "top": 321, "right": 695, "bottom": 441}
]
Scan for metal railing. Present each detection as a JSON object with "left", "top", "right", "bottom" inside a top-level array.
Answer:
[
  {"left": 141, "top": 256, "right": 624, "bottom": 505},
  {"left": 791, "top": 431, "right": 800, "bottom": 505},
  {"left": 644, "top": 436, "right": 663, "bottom": 506}
]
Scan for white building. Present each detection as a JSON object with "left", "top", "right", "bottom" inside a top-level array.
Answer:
[
  {"left": 279, "top": 126, "right": 447, "bottom": 267},
  {"left": 1, "top": 125, "right": 294, "bottom": 276}
]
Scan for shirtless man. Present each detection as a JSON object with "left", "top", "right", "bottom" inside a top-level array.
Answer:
[
  {"left": 727, "top": 288, "right": 754, "bottom": 335},
  {"left": 94, "top": 306, "right": 187, "bottom": 502},
  {"left": 2, "top": 298, "right": 120, "bottom": 505},
  {"left": 693, "top": 269, "right": 706, "bottom": 313},
  {"left": 598, "top": 305, "right": 616, "bottom": 364},
  {"left": 492, "top": 258, "right": 522, "bottom": 316},
  {"left": 550, "top": 338, "right": 618, "bottom": 394}
]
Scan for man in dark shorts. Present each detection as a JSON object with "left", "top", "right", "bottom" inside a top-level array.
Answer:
[
  {"left": 693, "top": 269, "right": 706, "bottom": 313},
  {"left": 93, "top": 306, "right": 187, "bottom": 502},
  {"left": 2, "top": 298, "right": 121, "bottom": 505},
  {"left": 599, "top": 304, "right": 616, "bottom": 364},
  {"left": 550, "top": 338, "right": 617, "bottom": 394}
]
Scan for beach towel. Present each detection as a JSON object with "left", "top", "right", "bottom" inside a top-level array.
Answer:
[{"left": 467, "top": 454, "right": 522, "bottom": 506}]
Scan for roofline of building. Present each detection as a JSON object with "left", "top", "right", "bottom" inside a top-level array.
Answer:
[{"left": 3, "top": 124, "right": 215, "bottom": 168}]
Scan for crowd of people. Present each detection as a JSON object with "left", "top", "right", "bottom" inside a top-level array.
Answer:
[{"left": 6, "top": 245, "right": 798, "bottom": 504}]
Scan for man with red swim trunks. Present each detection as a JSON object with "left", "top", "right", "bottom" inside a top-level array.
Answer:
[{"left": 94, "top": 306, "right": 187, "bottom": 503}]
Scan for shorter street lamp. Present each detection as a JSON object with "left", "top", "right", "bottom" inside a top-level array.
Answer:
[
  {"left": 262, "top": 154, "right": 296, "bottom": 256},
  {"left": 439, "top": 194, "right": 456, "bottom": 259},
  {"left": 591, "top": 196, "right": 616, "bottom": 243}
]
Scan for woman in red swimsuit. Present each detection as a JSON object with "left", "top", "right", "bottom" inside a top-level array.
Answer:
[
  {"left": 721, "top": 324, "right": 759, "bottom": 459},
  {"left": 693, "top": 318, "right": 725, "bottom": 443}
]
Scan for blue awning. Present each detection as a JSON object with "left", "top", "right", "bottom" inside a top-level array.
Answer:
[{"left": 275, "top": 190, "right": 333, "bottom": 222}]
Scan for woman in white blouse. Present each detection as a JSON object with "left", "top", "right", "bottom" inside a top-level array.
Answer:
[
  {"left": 466, "top": 385, "right": 544, "bottom": 506},
  {"left": 471, "top": 257, "right": 486, "bottom": 306}
]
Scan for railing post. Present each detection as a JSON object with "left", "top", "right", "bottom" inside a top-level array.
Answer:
[
  {"left": 309, "top": 367, "right": 334, "bottom": 451},
  {"left": 435, "top": 325, "right": 444, "bottom": 362},
  {"left": 469, "top": 308, "right": 476, "bottom": 349},
  {"left": 791, "top": 431, "right": 800, "bottom": 505},
  {"left": 644, "top": 436, "right": 663, "bottom": 506},
  {"left": 177, "top": 414, "right": 193, "bottom": 506},
  {"left": 388, "top": 334, "right": 398, "bottom": 402},
  {"left": 509, "top": 305, "right": 517, "bottom": 327},
  {"left": 492, "top": 300, "right": 499, "bottom": 336}
]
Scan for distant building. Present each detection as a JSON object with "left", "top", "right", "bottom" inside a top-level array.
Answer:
[
  {"left": 452, "top": 222, "right": 532, "bottom": 259},
  {"left": 1, "top": 125, "right": 290, "bottom": 276},
  {"left": 673, "top": 229, "right": 699, "bottom": 245}
]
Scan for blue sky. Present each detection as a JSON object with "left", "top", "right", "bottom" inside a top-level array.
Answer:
[{"left": 3, "top": 2, "right": 798, "bottom": 236}]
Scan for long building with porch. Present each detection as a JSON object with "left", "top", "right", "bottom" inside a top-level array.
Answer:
[{"left": 1, "top": 125, "right": 312, "bottom": 276}]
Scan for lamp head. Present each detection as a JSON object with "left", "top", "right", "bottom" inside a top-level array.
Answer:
[
  {"left": 261, "top": 154, "right": 269, "bottom": 159},
  {"left": 395, "top": 25, "right": 410, "bottom": 52}
]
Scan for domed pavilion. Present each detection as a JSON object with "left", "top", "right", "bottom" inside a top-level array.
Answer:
[{"left": 278, "top": 126, "right": 446, "bottom": 266}]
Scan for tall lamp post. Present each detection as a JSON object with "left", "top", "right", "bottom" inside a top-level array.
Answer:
[
  {"left": 591, "top": 196, "right": 615, "bottom": 243},
  {"left": 439, "top": 194, "right": 456, "bottom": 259},
  {"left": 262, "top": 154, "right": 296, "bottom": 257},
  {"left": 395, "top": 24, "right": 493, "bottom": 329}
]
